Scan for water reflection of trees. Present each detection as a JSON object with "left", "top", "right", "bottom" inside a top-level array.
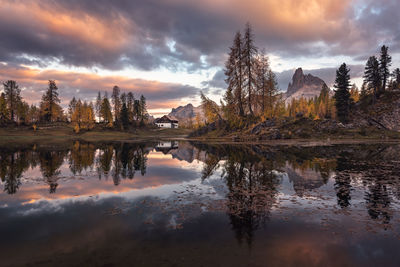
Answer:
[
  {"left": 69, "top": 142, "right": 149, "bottom": 186},
  {"left": 40, "top": 150, "right": 67, "bottom": 193},
  {"left": 199, "top": 145, "right": 281, "bottom": 246},
  {"left": 193, "top": 142, "right": 400, "bottom": 234},
  {"left": 0, "top": 149, "right": 33, "bottom": 194},
  {"left": 0, "top": 142, "right": 151, "bottom": 194}
]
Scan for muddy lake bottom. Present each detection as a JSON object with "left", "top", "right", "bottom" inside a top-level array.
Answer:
[{"left": 1, "top": 140, "right": 400, "bottom": 266}]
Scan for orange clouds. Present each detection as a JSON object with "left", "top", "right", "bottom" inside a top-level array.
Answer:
[
  {"left": 175, "top": 0, "right": 353, "bottom": 41},
  {"left": 0, "top": 63, "right": 198, "bottom": 111},
  {"left": 0, "top": 1, "right": 131, "bottom": 52}
]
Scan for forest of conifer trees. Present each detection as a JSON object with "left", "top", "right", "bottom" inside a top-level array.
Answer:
[{"left": 0, "top": 80, "right": 149, "bottom": 132}]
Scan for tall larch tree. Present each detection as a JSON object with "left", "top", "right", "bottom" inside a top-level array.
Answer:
[
  {"left": 111, "top": 86, "right": 121, "bottom": 123},
  {"left": 95, "top": 91, "right": 102, "bottom": 122},
  {"left": 392, "top": 68, "right": 400, "bottom": 89},
  {"left": 127, "top": 92, "right": 135, "bottom": 123},
  {"left": 68, "top": 97, "right": 77, "bottom": 122},
  {"left": 265, "top": 69, "right": 279, "bottom": 118},
  {"left": 225, "top": 31, "right": 245, "bottom": 117},
  {"left": 255, "top": 51, "right": 269, "bottom": 114},
  {"left": 379, "top": 45, "right": 391, "bottom": 94},
  {"left": 0, "top": 93, "right": 9, "bottom": 124},
  {"left": 100, "top": 92, "right": 113, "bottom": 125},
  {"left": 139, "top": 95, "right": 148, "bottom": 123},
  {"left": 334, "top": 63, "right": 351, "bottom": 123},
  {"left": 3, "top": 80, "right": 21, "bottom": 122},
  {"left": 243, "top": 22, "right": 258, "bottom": 116}
]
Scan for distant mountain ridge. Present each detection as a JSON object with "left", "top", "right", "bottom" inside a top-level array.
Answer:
[
  {"left": 285, "top": 68, "right": 328, "bottom": 102},
  {"left": 168, "top": 103, "right": 204, "bottom": 123}
]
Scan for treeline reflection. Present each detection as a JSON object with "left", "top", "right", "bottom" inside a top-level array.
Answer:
[
  {"left": 194, "top": 142, "right": 400, "bottom": 240},
  {"left": 1, "top": 142, "right": 400, "bottom": 234},
  {"left": 0, "top": 141, "right": 150, "bottom": 194}
]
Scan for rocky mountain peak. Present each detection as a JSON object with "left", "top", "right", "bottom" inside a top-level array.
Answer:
[
  {"left": 286, "top": 67, "right": 327, "bottom": 102},
  {"left": 168, "top": 103, "right": 204, "bottom": 124}
]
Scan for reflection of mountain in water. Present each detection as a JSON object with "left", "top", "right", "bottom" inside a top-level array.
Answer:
[{"left": 285, "top": 163, "right": 332, "bottom": 197}]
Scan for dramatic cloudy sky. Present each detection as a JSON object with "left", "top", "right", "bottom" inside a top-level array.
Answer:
[{"left": 0, "top": 0, "right": 399, "bottom": 115}]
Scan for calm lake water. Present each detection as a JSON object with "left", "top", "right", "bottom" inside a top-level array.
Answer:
[{"left": 1, "top": 140, "right": 400, "bottom": 266}]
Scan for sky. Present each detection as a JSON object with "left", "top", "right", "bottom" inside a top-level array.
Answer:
[{"left": 0, "top": 0, "right": 399, "bottom": 116}]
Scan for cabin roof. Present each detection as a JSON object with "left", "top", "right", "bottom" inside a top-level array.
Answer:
[{"left": 154, "top": 115, "right": 178, "bottom": 123}]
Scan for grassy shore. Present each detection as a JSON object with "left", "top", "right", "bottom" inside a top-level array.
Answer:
[
  {"left": 0, "top": 124, "right": 191, "bottom": 145},
  {"left": 1, "top": 122, "right": 400, "bottom": 146}
]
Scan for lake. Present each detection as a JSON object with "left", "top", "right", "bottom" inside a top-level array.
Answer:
[{"left": 1, "top": 140, "right": 400, "bottom": 266}]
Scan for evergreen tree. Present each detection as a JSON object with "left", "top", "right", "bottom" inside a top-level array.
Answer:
[
  {"left": 243, "top": 22, "right": 258, "bottom": 115},
  {"left": 393, "top": 68, "right": 400, "bottom": 89},
  {"left": 127, "top": 92, "right": 135, "bottom": 123},
  {"left": 111, "top": 85, "right": 121, "bottom": 123},
  {"left": 265, "top": 69, "right": 279, "bottom": 118},
  {"left": 71, "top": 99, "right": 83, "bottom": 128},
  {"left": 133, "top": 100, "right": 141, "bottom": 122},
  {"left": 86, "top": 102, "right": 95, "bottom": 129},
  {"left": 379, "top": 45, "right": 392, "bottom": 93},
  {"left": 255, "top": 51, "right": 269, "bottom": 114},
  {"left": 317, "top": 85, "right": 330, "bottom": 119},
  {"left": 120, "top": 102, "right": 129, "bottom": 129},
  {"left": 139, "top": 95, "right": 148, "bottom": 123},
  {"left": 3, "top": 80, "right": 21, "bottom": 122},
  {"left": 0, "top": 93, "right": 9, "bottom": 124},
  {"left": 95, "top": 91, "right": 102, "bottom": 121},
  {"left": 40, "top": 80, "right": 62, "bottom": 122},
  {"left": 224, "top": 31, "right": 245, "bottom": 117},
  {"left": 334, "top": 63, "right": 351, "bottom": 123},
  {"left": 68, "top": 97, "right": 77, "bottom": 122},
  {"left": 100, "top": 93, "right": 113, "bottom": 125},
  {"left": 27, "top": 105, "right": 39, "bottom": 124},
  {"left": 364, "top": 56, "right": 381, "bottom": 101},
  {"left": 16, "top": 101, "right": 29, "bottom": 124}
]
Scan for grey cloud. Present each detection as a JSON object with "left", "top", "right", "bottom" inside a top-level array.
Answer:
[{"left": 201, "top": 70, "right": 226, "bottom": 89}]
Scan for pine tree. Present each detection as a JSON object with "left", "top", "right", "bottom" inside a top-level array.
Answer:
[
  {"left": 255, "top": 51, "right": 269, "bottom": 114},
  {"left": 86, "top": 102, "right": 95, "bottom": 129},
  {"left": 68, "top": 97, "right": 77, "bottom": 122},
  {"left": 27, "top": 104, "right": 39, "bottom": 124},
  {"left": 139, "top": 95, "right": 148, "bottom": 124},
  {"left": 127, "top": 92, "right": 135, "bottom": 123},
  {"left": 133, "top": 100, "right": 140, "bottom": 122},
  {"left": 393, "top": 68, "right": 400, "bottom": 89},
  {"left": 364, "top": 56, "right": 381, "bottom": 101},
  {"left": 111, "top": 85, "right": 121, "bottom": 123},
  {"left": 334, "top": 63, "right": 351, "bottom": 123},
  {"left": 16, "top": 101, "right": 29, "bottom": 124},
  {"left": 0, "top": 93, "right": 9, "bottom": 124},
  {"left": 40, "top": 80, "right": 62, "bottom": 122},
  {"left": 95, "top": 91, "right": 102, "bottom": 122},
  {"left": 243, "top": 22, "right": 258, "bottom": 116},
  {"left": 3, "top": 80, "right": 21, "bottom": 122},
  {"left": 71, "top": 99, "right": 83, "bottom": 128},
  {"left": 100, "top": 93, "right": 113, "bottom": 125},
  {"left": 265, "top": 69, "right": 278, "bottom": 118},
  {"left": 379, "top": 45, "right": 392, "bottom": 93},
  {"left": 224, "top": 31, "right": 245, "bottom": 117},
  {"left": 120, "top": 102, "right": 129, "bottom": 129}
]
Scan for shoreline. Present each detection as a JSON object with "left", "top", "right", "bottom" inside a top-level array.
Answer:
[{"left": 1, "top": 129, "right": 399, "bottom": 146}]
